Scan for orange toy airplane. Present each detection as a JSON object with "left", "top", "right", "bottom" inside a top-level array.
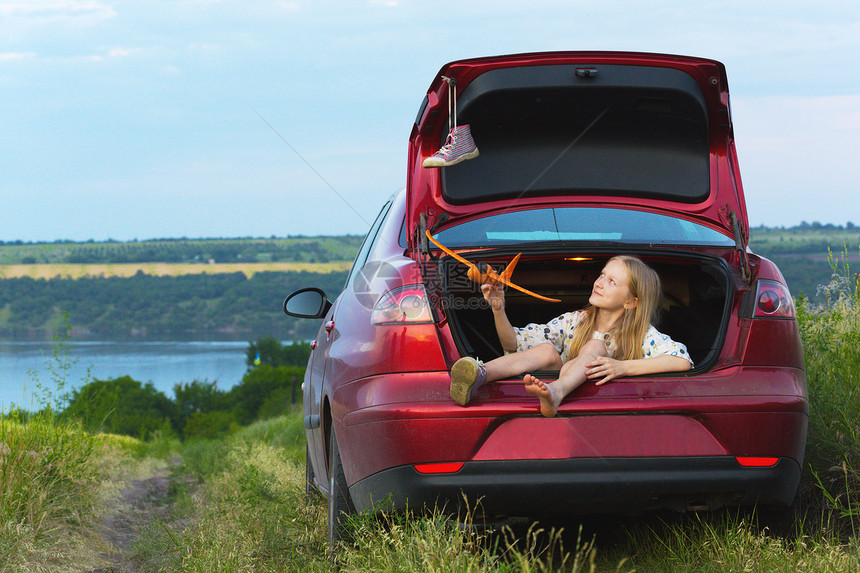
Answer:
[{"left": 425, "top": 230, "right": 561, "bottom": 303}]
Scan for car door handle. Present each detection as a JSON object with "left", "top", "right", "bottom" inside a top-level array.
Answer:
[{"left": 325, "top": 320, "right": 335, "bottom": 333}]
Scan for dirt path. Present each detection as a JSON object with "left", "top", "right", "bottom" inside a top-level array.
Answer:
[{"left": 89, "top": 463, "right": 177, "bottom": 573}]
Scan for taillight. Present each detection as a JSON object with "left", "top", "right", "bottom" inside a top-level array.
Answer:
[
  {"left": 414, "top": 462, "right": 464, "bottom": 474},
  {"left": 753, "top": 280, "right": 795, "bottom": 318},
  {"left": 736, "top": 456, "right": 779, "bottom": 467},
  {"left": 371, "top": 284, "right": 434, "bottom": 325}
]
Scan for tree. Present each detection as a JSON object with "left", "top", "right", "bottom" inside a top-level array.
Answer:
[
  {"left": 228, "top": 364, "right": 304, "bottom": 424},
  {"left": 246, "top": 337, "right": 312, "bottom": 368},
  {"left": 183, "top": 410, "right": 239, "bottom": 440},
  {"left": 62, "top": 376, "right": 178, "bottom": 438},
  {"left": 173, "top": 380, "right": 228, "bottom": 437}
]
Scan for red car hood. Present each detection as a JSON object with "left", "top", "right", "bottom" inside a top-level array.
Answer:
[{"left": 406, "top": 51, "right": 749, "bottom": 249}]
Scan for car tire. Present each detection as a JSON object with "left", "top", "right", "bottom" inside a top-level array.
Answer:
[
  {"left": 305, "top": 444, "right": 321, "bottom": 504},
  {"left": 328, "top": 429, "right": 356, "bottom": 550}
]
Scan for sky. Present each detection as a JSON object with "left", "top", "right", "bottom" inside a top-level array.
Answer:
[{"left": 1, "top": 0, "right": 858, "bottom": 243}]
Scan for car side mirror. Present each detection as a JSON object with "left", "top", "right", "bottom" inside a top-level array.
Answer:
[{"left": 283, "top": 287, "right": 331, "bottom": 319}]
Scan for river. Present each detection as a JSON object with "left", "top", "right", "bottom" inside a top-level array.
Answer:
[{"left": 0, "top": 340, "right": 254, "bottom": 410}]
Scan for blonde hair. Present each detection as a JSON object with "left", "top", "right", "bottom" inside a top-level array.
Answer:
[{"left": 567, "top": 255, "right": 662, "bottom": 361}]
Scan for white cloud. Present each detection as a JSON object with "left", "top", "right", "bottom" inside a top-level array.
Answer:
[
  {"left": 273, "top": 0, "right": 300, "bottom": 10},
  {"left": 107, "top": 47, "right": 137, "bottom": 58},
  {"left": 0, "top": 51, "right": 36, "bottom": 60},
  {"left": 0, "top": 1, "right": 116, "bottom": 22}
]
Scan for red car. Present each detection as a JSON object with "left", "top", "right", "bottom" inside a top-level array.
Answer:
[{"left": 284, "top": 52, "right": 807, "bottom": 544}]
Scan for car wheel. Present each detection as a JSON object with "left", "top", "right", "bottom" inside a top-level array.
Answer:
[
  {"left": 305, "top": 444, "right": 321, "bottom": 504},
  {"left": 328, "top": 429, "right": 356, "bottom": 549}
]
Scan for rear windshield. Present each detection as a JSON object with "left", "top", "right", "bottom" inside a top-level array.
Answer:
[
  {"left": 432, "top": 208, "right": 734, "bottom": 248},
  {"left": 442, "top": 65, "right": 710, "bottom": 204}
]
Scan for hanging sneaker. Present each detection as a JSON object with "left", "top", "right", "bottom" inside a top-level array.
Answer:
[
  {"left": 449, "top": 356, "right": 488, "bottom": 406},
  {"left": 422, "top": 124, "right": 479, "bottom": 168}
]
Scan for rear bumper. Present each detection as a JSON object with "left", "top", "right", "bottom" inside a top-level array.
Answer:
[
  {"left": 349, "top": 456, "right": 801, "bottom": 516},
  {"left": 334, "top": 367, "right": 808, "bottom": 486}
]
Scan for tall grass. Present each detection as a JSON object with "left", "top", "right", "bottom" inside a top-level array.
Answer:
[
  {"left": 0, "top": 317, "right": 172, "bottom": 572},
  {"left": 799, "top": 246, "right": 860, "bottom": 539},
  {"left": 0, "top": 412, "right": 133, "bottom": 572},
  {"left": 130, "top": 412, "right": 330, "bottom": 572},
  {"left": 137, "top": 411, "right": 614, "bottom": 572},
  {"left": 0, "top": 415, "right": 94, "bottom": 564}
]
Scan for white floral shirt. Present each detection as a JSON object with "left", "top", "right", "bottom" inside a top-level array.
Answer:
[{"left": 514, "top": 310, "right": 694, "bottom": 365}]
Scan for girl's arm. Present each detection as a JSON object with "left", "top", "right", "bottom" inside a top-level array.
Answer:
[
  {"left": 584, "top": 354, "right": 691, "bottom": 386},
  {"left": 482, "top": 281, "right": 519, "bottom": 352}
]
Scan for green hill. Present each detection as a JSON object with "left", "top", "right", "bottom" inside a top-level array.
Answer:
[{"left": 1, "top": 229, "right": 857, "bottom": 341}]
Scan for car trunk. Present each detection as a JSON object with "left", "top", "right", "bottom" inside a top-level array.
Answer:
[
  {"left": 431, "top": 248, "right": 733, "bottom": 370},
  {"left": 408, "top": 54, "right": 748, "bottom": 249}
]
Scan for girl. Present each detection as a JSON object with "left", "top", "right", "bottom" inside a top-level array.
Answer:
[{"left": 449, "top": 255, "right": 693, "bottom": 417}]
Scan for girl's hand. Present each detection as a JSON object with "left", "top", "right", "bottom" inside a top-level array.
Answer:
[
  {"left": 584, "top": 356, "right": 627, "bottom": 385},
  {"left": 481, "top": 280, "right": 505, "bottom": 311}
]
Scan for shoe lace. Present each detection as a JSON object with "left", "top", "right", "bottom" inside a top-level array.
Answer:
[
  {"left": 442, "top": 75, "right": 458, "bottom": 132},
  {"left": 436, "top": 132, "right": 456, "bottom": 154}
]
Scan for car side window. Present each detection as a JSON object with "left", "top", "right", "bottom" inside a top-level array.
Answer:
[{"left": 344, "top": 200, "right": 393, "bottom": 289}]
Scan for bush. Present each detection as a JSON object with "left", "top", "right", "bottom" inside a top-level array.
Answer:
[
  {"left": 257, "top": 387, "right": 301, "bottom": 420},
  {"left": 61, "top": 376, "right": 179, "bottom": 439},
  {"left": 246, "top": 337, "right": 312, "bottom": 368},
  {"left": 229, "top": 365, "right": 304, "bottom": 425},
  {"left": 183, "top": 410, "right": 240, "bottom": 441}
]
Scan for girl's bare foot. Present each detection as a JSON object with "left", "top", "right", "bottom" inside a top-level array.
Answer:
[{"left": 523, "top": 374, "right": 561, "bottom": 418}]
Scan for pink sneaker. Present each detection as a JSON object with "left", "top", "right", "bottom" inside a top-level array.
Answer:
[{"left": 423, "top": 125, "right": 479, "bottom": 168}]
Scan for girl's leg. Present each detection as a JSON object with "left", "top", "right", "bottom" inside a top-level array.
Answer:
[
  {"left": 524, "top": 339, "right": 608, "bottom": 417},
  {"left": 483, "top": 342, "right": 562, "bottom": 382},
  {"left": 450, "top": 343, "right": 561, "bottom": 406}
]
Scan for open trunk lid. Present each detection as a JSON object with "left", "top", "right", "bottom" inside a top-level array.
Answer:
[{"left": 406, "top": 52, "right": 749, "bottom": 255}]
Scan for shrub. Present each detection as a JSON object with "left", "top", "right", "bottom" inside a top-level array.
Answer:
[
  {"left": 246, "top": 337, "right": 312, "bottom": 368},
  {"left": 229, "top": 364, "right": 304, "bottom": 425},
  {"left": 61, "top": 375, "right": 179, "bottom": 439},
  {"left": 183, "top": 410, "right": 240, "bottom": 441},
  {"left": 257, "top": 387, "right": 301, "bottom": 420}
]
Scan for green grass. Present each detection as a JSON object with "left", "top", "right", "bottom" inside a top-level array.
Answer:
[
  {"left": 131, "top": 409, "right": 618, "bottom": 572},
  {"left": 797, "top": 250, "right": 860, "bottom": 541},
  {"left": 129, "top": 412, "right": 329, "bottom": 571},
  {"left": 0, "top": 412, "right": 164, "bottom": 572},
  {"left": 130, "top": 411, "right": 860, "bottom": 573}
]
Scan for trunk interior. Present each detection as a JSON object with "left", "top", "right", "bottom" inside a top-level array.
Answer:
[{"left": 435, "top": 249, "right": 733, "bottom": 371}]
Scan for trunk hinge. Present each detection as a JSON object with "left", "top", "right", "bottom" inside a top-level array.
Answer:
[
  {"left": 418, "top": 212, "right": 430, "bottom": 256},
  {"left": 728, "top": 210, "right": 751, "bottom": 285}
]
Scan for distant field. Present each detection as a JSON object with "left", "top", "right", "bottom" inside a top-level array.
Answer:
[
  {"left": 0, "top": 261, "right": 352, "bottom": 280},
  {"left": 0, "top": 236, "right": 363, "bottom": 265},
  {"left": 749, "top": 225, "right": 860, "bottom": 256}
]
